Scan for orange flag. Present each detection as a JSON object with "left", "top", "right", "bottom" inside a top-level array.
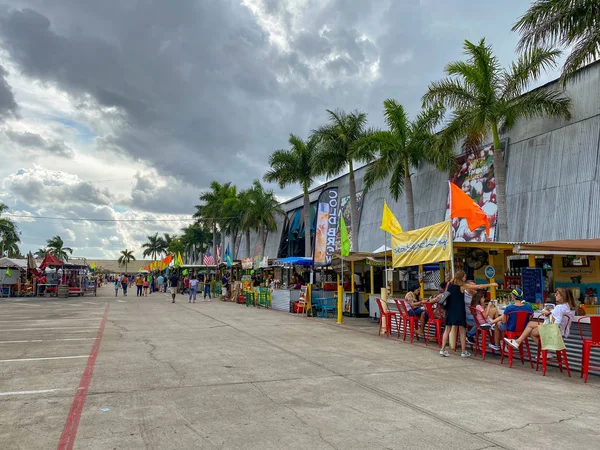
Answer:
[{"left": 449, "top": 181, "right": 490, "bottom": 234}]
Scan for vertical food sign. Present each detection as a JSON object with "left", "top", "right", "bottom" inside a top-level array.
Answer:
[{"left": 313, "top": 187, "right": 339, "bottom": 267}]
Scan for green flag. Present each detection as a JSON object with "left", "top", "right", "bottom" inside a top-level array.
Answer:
[
  {"left": 340, "top": 216, "right": 351, "bottom": 257},
  {"left": 5, "top": 268, "right": 11, "bottom": 277}
]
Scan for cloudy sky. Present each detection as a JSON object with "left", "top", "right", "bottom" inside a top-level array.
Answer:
[{"left": 0, "top": 0, "right": 556, "bottom": 258}]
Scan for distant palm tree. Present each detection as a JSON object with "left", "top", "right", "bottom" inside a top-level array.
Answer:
[
  {"left": 0, "top": 203, "right": 20, "bottom": 257},
  {"left": 423, "top": 38, "right": 571, "bottom": 240},
  {"left": 356, "top": 100, "right": 453, "bottom": 231},
  {"left": 195, "top": 182, "right": 237, "bottom": 259},
  {"left": 34, "top": 248, "right": 49, "bottom": 259},
  {"left": 264, "top": 134, "right": 317, "bottom": 257},
  {"left": 118, "top": 249, "right": 136, "bottom": 273},
  {"left": 46, "top": 235, "right": 73, "bottom": 262},
  {"left": 180, "top": 224, "right": 211, "bottom": 264},
  {"left": 312, "top": 109, "right": 371, "bottom": 251},
  {"left": 141, "top": 233, "right": 167, "bottom": 260},
  {"left": 513, "top": 0, "right": 600, "bottom": 82},
  {"left": 243, "top": 180, "right": 285, "bottom": 258}
]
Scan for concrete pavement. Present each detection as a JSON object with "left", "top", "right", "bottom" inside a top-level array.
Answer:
[{"left": 1, "top": 285, "right": 599, "bottom": 449}]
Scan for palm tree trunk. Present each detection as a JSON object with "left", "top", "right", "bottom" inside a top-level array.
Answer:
[
  {"left": 125, "top": 261, "right": 128, "bottom": 273},
  {"left": 259, "top": 226, "right": 265, "bottom": 259},
  {"left": 246, "top": 230, "right": 251, "bottom": 258},
  {"left": 303, "top": 187, "right": 312, "bottom": 258},
  {"left": 404, "top": 160, "right": 415, "bottom": 231},
  {"left": 348, "top": 162, "right": 360, "bottom": 252},
  {"left": 492, "top": 121, "right": 508, "bottom": 241}
]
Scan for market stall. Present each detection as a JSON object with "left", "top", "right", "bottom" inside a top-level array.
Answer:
[
  {"left": 63, "top": 263, "right": 96, "bottom": 296},
  {"left": 0, "top": 257, "right": 26, "bottom": 297}
]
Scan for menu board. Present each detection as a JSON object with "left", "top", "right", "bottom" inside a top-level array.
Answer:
[{"left": 521, "top": 268, "right": 544, "bottom": 304}]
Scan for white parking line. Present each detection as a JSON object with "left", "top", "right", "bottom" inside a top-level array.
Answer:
[
  {"left": 0, "top": 319, "right": 101, "bottom": 323},
  {"left": 0, "top": 389, "right": 66, "bottom": 397},
  {"left": 0, "top": 356, "right": 88, "bottom": 363},
  {"left": 1, "top": 327, "right": 98, "bottom": 331},
  {"left": 0, "top": 338, "right": 99, "bottom": 344},
  {"left": 117, "top": 300, "right": 126, "bottom": 303}
]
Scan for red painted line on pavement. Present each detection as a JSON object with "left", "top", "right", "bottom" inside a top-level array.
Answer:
[{"left": 57, "top": 304, "right": 110, "bottom": 450}]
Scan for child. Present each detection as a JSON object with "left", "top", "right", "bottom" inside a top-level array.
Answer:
[{"left": 114, "top": 279, "right": 119, "bottom": 297}]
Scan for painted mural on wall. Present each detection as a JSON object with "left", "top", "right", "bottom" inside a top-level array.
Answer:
[
  {"left": 445, "top": 145, "right": 498, "bottom": 242},
  {"left": 335, "top": 191, "right": 364, "bottom": 252}
]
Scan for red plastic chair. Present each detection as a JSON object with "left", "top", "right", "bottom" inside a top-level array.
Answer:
[
  {"left": 395, "top": 299, "right": 420, "bottom": 343},
  {"left": 501, "top": 311, "right": 534, "bottom": 368},
  {"left": 423, "top": 302, "right": 443, "bottom": 347},
  {"left": 536, "top": 315, "right": 571, "bottom": 377},
  {"left": 578, "top": 316, "right": 600, "bottom": 383},
  {"left": 469, "top": 306, "right": 496, "bottom": 360},
  {"left": 375, "top": 298, "right": 399, "bottom": 338}
]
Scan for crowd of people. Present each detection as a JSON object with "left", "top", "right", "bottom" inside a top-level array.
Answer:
[
  {"left": 400, "top": 269, "right": 578, "bottom": 359},
  {"left": 111, "top": 271, "right": 230, "bottom": 304}
]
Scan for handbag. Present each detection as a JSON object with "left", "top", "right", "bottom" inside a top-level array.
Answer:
[
  {"left": 538, "top": 323, "right": 566, "bottom": 351},
  {"left": 438, "top": 290, "right": 451, "bottom": 309}
]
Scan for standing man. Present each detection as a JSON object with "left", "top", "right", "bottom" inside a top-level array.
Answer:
[
  {"left": 169, "top": 272, "right": 179, "bottom": 303},
  {"left": 157, "top": 273, "right": 164, "bottom": 293},
  {"left": 121, "top": 274, "right": 129, "bottom": 296},
  {"left": 135, "top": 273, "right": 144, "bottom": 297}
]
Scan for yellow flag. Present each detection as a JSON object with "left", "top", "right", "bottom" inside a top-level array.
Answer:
[
  {"left": 177, "top": 252, "right": 183, "bottom": 267},
  {"left": 380, "top": 201, "right": 403, "bottom": 234}
]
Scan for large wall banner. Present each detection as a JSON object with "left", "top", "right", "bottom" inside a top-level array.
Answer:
[
  {"left": 392, "top": 221, "right": 452, "bottom": 268},
  {"left": 313, "top": 187, "right": 339, "bottom": 267},
  {"left": 445, "top": 145, "right": 498, "bottom": 242}
]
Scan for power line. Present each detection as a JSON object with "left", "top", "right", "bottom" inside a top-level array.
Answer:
[{"left": 4, "top": 214, "right": 238, "bottom": 223}]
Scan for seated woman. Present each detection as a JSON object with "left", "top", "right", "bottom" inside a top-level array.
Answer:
[
  {"left": 471, "top": 291, "right": 500, "bottom": 351},
  {"left": 405, "top": 291, "right": 428, "bottom": 336},
  {"left": 505, "top": 287, "right": 577, "bottom": 349}
]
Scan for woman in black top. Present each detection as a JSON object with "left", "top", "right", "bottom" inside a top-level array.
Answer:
[{"left": 440, "top": 270, "right": 497, "bottom": 358}]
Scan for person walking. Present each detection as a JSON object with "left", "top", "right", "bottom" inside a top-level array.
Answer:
[
  {"left": 146, "top": 273, "right": 153, "bottom": 294},
  {"left": 135, "top": 274, "right": 144, "bottom": 297},
  {"left": 169, "top": 272, "right": 179, "bottom": 303},
  {"left": 203, "top": 275, "right": 211, "bottom": 301},
  {"left": 121, "top": 274, "right": 129, "bottom": 296},
  {"left": 189, "top": 275, "right": 199, "bottom": 303},
  {"left": 157, "top": 273, "right": 164, "bottom": 293},
  {"left": 114, "top": 278, "right": 119, "bottom": 297},
  {"left": 439, "top": 270, "right": 496, "bottom": 358},
  {"left": 143, "top": 275, "right": 149, "bottom": 296}
]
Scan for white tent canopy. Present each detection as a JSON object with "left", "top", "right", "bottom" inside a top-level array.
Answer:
[{"left": 372, "top": 245, "right": 391, "bottom": 254}]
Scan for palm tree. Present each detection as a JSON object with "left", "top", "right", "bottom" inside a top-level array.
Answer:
[
  {"left": 264, "top": 134, "right": 317, "bottom": 257},
  {"left": 356, "top": 100, "right": 453, "bottom": 231},
  {"left": 118, "top": 249, "right": 136, "bottom": 273},
  {"left": 513, "top": 0, "right": 600, "bottom": 82},
  {"left": 180, "top": 224, "right": 211, "bottom": 264},
  {"left": 422, "top": 38, "right": 571, "bottom": 240},
  {"left": 312, "top": 109, "right": 371, "bottom": 251},
  {"left": 34, "top": 248, "right": 49, "bottom": 259},
  {"left": 243, "top": 180, "right": 285, "bottom": 258},
  {"left": 195, "top": 182, "right": 236, "bottom": 260},
  {"left": 141, "top": 232, "right": 167, "bottom": 260},
  {"left": 0, "top": 203, "right": 20, "bottom": 257},
  {"left": 46, "top": 235, "right": 73, "bottom": 261}
]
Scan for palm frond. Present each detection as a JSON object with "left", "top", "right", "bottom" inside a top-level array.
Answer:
[
  {"left": 503, "top": 87, "right": 572, "bottom": 129},
  {"left": 502, "top": 46, "right": 562, "bottom": 99},
  {"left": 562, "top": 28, "right": 600, "bottom": 81},
  {"left": 422, "top": 78, "right": 477, "bottom": 110}
]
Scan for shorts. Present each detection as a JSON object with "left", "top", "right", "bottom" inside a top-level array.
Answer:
[
  {"left": 498, "top": 322, "right": 507, "bottom": 332},
  {"left": 408, "top": 307, "right": 428, "bottom": 320},
  {"left": 169, "top": 287, "right": 177, "bottom": 295}
]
